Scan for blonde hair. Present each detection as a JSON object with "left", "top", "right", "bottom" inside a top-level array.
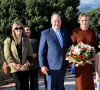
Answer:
[
  {"left": 78, "top": 13, "right": 89, "bottom": 23},
  {"left": 12, "top": 21, "right": 26, "bottom": 43}
]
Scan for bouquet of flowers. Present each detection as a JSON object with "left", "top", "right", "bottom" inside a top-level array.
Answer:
[{"left": 67, "top": 42, "right": 94, "bottom": 63}]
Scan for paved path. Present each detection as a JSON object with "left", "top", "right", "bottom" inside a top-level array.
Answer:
[{"left": 0, "top": 73, "right": 97, "bottom": 90}]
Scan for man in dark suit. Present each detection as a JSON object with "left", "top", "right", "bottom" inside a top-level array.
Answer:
[{"left": 39, "top": 13, "right": 69, "bottom": 90}]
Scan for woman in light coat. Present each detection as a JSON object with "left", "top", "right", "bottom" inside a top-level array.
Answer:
[{"left": 4, "top": 21, "right": 33, "bottom": 90}]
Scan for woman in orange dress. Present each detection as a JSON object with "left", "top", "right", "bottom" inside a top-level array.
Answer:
[{"left": 71, "top": 13, "right": 96, "bottom": 90}]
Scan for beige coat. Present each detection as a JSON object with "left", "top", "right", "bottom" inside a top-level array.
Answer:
[{"left": 4, "top": 37, "right": 33, "bottom": 73}]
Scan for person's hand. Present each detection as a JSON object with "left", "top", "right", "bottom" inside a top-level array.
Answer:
[
  {"left": 41, "top": 66, "right": 49, "bottom": 75},
  {"left": 20, "top": 64, "right": 28, "bottom": 71},
  {"left": 2, "top": 62, "right": 11, "bottom": 74},
  {"left": 15, "top": 64, "right": 22, "bottom": 71},
  {"left": 77, "top": 61, "right": 85, "bottom": 66},
  {"left": 97, "top": 74, "right": 100, "bottom": 82},
  {"left": 20, "top": 61, "right": 30, "bottom": 71},
  {"left": 33, "top": 53, "right": 37, "bottom": 59},
  {"left": 3, "top": 67, "right": 11, "bottom": 74},
  {"left": 11, "top": 62, "right": 22, "bottom": 71}
]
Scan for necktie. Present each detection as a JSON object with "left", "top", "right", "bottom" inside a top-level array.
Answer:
[{"left": 56, "top": 31, "right": 63, "bottom": 48}]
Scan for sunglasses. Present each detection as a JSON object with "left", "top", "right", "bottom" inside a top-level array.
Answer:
[{"left": 15, "top": 27, "right": 23, "bottom": 30}]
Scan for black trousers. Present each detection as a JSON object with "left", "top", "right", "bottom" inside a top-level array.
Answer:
[
  {"left": 28, "top": 69, "right": 39, "bottom": 90},
  {"left": 12, "top": 71, "right": 29, "bottom": 90}
]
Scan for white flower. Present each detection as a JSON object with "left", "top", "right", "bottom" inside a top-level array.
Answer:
[{"left": 73, "top": 47, "right": 81, "bottom": 55}]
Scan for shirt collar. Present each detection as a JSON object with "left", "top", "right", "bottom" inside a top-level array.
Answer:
[{"left": 52, "top": 28, "right": 60, "bottom": 33}]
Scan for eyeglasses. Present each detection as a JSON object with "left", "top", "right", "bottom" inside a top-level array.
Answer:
[{"left": 15, "top": 27, "right": 23, "bottom": 30}]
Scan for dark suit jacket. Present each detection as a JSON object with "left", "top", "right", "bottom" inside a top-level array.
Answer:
[
  {"left": 39, "top": 27, "right": 69, "bottom": 70},
  {"left": 29, "top": 39, "right": 39, "bottom": 69}
]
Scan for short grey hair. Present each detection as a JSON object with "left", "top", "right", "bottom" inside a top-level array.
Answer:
[{"left": 51, "top": 13, "right": 61, "bottom": 21}]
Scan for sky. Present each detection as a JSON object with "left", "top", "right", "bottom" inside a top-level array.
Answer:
[{"left": 79, "top": 0, "right": 100, "bottom": 8}]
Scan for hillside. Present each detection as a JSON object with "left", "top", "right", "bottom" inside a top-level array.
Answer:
[{"left": 77, "top": 6, "right": 94, "bottom": 13}]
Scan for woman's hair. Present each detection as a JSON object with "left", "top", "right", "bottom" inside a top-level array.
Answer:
[
  {"left": 78, "top": 13, "right": 89, "bottom": 23},
  {"left": 12, "top": 21, "right": 26, "bottom": 43}
]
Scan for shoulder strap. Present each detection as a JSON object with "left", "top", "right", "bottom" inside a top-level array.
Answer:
[{"left": 9, "top": 38, "right": 12, "bottom": 48}]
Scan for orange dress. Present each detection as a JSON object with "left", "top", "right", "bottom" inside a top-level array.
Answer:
[{"left": 71, "top": 28, "right": 96, "bottom": 90}]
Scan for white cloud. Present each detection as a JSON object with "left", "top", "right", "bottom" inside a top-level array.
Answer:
[{"left": 80, "top": 0, "right": 100, "bottom": 5}]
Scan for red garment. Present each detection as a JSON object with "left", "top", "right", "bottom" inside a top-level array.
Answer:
[
  {"left": 71, "top": 28, "right": 96, "bottom": 90},
  {"left": 39, "top": 69, "right": 43, "bottom": 76}
]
